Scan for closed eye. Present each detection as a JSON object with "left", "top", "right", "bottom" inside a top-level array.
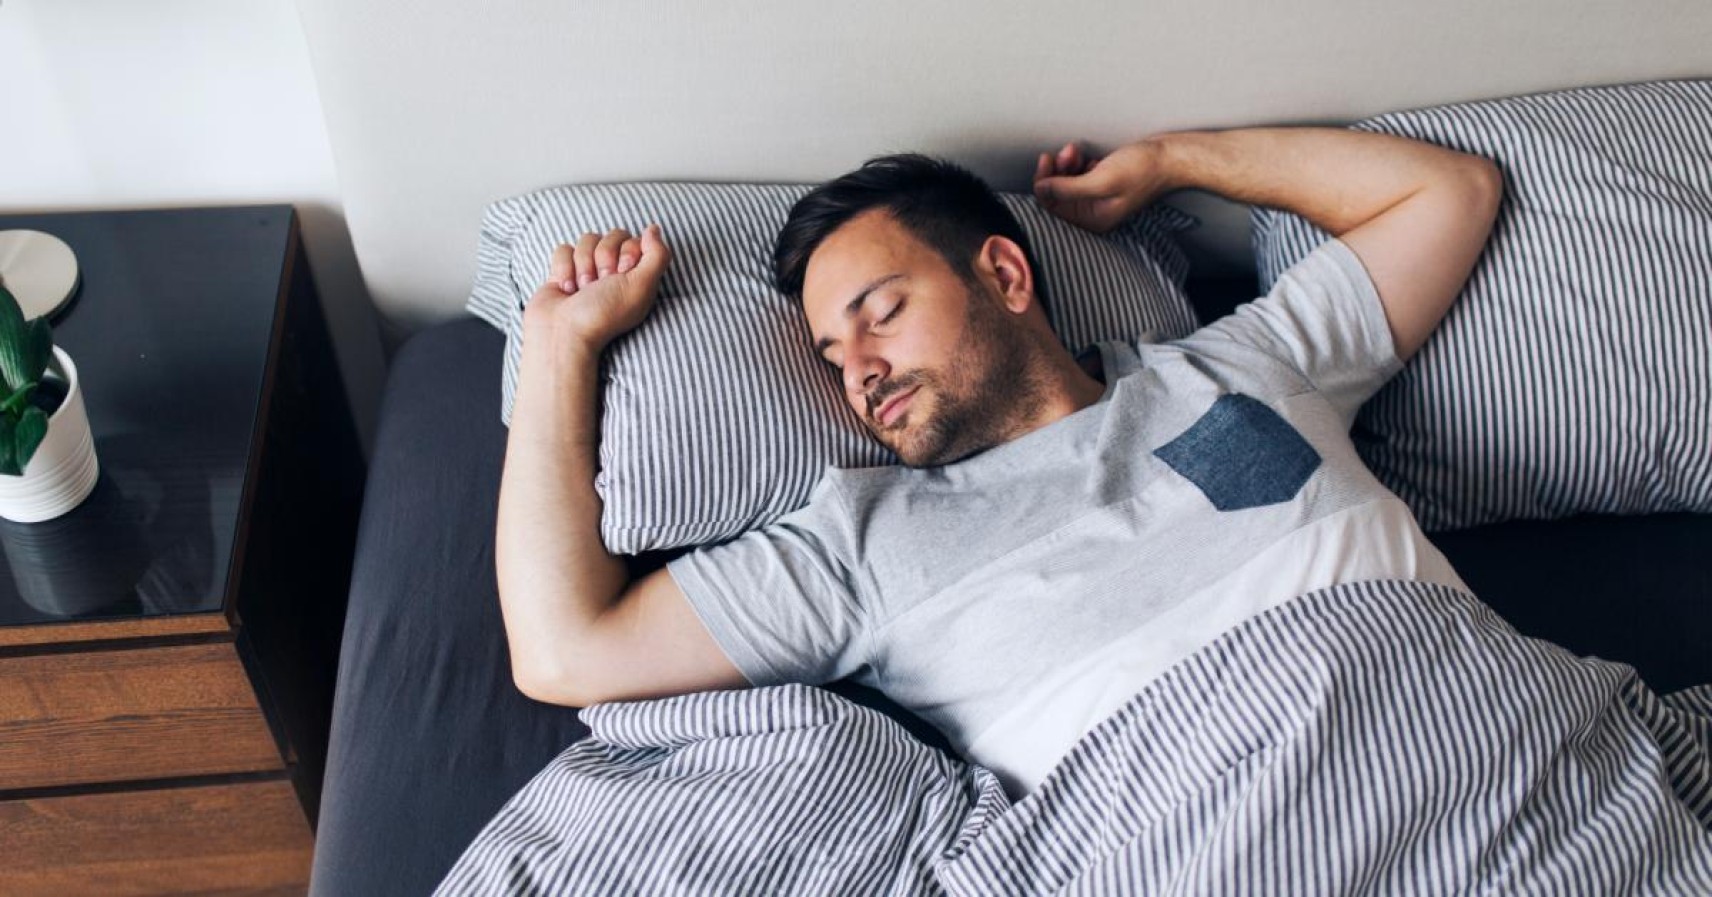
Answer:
[{"left": 820, "top": 300, "right": 904, "bottom": 370}]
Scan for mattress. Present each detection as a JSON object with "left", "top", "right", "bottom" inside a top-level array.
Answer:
[{"left": 309, "top": 313, "right": 1711, "bottom": 896}]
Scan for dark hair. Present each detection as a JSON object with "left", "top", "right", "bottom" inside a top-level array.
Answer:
[{"left": 773, "top": 153, "right": 1047, "bottom": 311}]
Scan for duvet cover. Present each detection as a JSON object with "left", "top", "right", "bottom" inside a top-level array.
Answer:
[{"left": 436, "top": 579, "right": 1712, "bottom": 895}]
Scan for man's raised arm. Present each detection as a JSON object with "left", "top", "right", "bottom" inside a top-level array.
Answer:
[
  {"left": 495, "top": 225, "right": 745, "bottom": 707},
  {"left": 1034, "top": 127, "right": 1502, "bottom": 362}
]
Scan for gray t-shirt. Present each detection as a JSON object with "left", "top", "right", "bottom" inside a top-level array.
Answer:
[{"left": 667, "top": 236, "right": 1461, "bottom": 793}]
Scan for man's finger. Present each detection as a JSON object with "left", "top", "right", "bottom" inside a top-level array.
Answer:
[
  {"left": 574, "top": 232, "right": 601, "bottom": 287},
  {"left": 633, "top": 224, "right": 671, "bottom": 280},
  {"left": 617, "top": 237, "right": 640, "bottom": 273},
  {"left": 1058, "top": 142, "right": 1079, "bottom": 172},
  {"left": 1034, "top": 152, "right": 1053, "bottom": 183},
  {"left": 595, "top": 228, "right": 628, "bottom": 278},
  {"left": 1035, "top": 174, "right": 1094, "bottom": 203},
  {"left": 1035, "top": 173, "right": 1075, "bottom": 205},
  {"left": 550, "top": 243, "right": 575, "bottom": 289}
]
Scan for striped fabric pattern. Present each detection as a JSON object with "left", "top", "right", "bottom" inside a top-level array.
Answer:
[
  {"left": 433, "top": 684, "right": 1009, "bottom": 896},
  {"left": 435, "top": 579, "right": 1712, "bottom": 894},
  {"left": 937, "top": 579, "right": 1712, "bottom": 894},
  {"left": 1251, "top": 79, "right": 1712, "bottom": 531},
  {"left": 466, "top": 182, "right": 1200, "bottom": 553}
]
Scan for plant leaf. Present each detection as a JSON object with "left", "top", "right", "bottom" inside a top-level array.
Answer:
[
  {"left": 0, "top": 383, "right": 34, "bottom": 417},
  {"left": 25, "top": 318, "right": 52, "bottom": 383},
  {"left": 13, "top": 406, "right": 47, "bottom": 473},
  {"left": 0, "top": 285, "right": 27, "bottom": 394}
]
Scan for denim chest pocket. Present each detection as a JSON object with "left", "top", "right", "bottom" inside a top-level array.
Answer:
[{"left": 1152, "top": 393, "right": 1321, "bottom": 511}]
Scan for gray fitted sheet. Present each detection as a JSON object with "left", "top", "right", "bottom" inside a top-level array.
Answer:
[{"left": 310, "top": 315, "right": 1710, "bottom": 896}]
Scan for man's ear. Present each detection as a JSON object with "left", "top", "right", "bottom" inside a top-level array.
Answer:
[{"left": 976, "top": 235, "right": 1037, "bottom": 315}]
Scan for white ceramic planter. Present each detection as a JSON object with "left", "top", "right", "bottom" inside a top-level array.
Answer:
[{"left": 0, "top": 346, "right": 99, "bottom": 523}]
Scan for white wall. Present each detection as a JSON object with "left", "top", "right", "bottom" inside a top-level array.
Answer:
[
  {"left": 297, "top": 0, "right": 1712, "bottom": 327},
  {"left": 0, "top": 0, "right": 384, "bottom": 455}
]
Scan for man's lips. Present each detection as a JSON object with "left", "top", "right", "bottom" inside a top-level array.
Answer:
[{"left": 875, "top": 386, "right": 919, "bottom": 427}]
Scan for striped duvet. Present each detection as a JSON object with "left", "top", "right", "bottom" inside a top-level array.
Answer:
[{"left": 437, "top": 580, "right": 1712, "bottom": 895}]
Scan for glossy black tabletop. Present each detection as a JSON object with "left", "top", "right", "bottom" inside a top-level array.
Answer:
[{"left": 0, "top": 206, "right": 291, "bottom": 626}]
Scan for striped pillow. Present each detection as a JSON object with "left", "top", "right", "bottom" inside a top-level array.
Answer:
[
  {"left": 1251, "top": 79, "right": 1712, "bottom": 531},
  {"left": 467, "top": 182, "right": 1200, "bottom": 553}
]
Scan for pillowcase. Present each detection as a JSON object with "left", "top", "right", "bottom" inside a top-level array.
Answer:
[
  {"left": 1251, "top": 79, "right": 1712, "bottom": 531},
  {"left": 467, "top": 182, "right": 1200, "bottom": 553}
]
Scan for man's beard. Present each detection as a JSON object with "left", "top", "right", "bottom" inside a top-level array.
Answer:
[{"left": 870, "top": 283, "right": 1045, "bottom": 468}]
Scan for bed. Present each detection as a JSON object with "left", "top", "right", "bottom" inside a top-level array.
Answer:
[
  {"left": 291, "top": 2, "right": 1712, "bottom": 893},
  {"left": 308, "top": 293, "right": 1711, "bottom": 896}
]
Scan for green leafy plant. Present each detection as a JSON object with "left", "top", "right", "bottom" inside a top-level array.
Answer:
[{"left": 0, "top": 283, "right": 56, "bottom": 476}]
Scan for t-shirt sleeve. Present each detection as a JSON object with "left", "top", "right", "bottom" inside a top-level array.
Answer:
[
  {"left": 1188, "top": 236, "right": 1404, "bottom": 427},
  {"left": 664, "top": 477, "right": 870, "bottom": 687}
]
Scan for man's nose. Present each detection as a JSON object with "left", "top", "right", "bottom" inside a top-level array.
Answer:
[{"left": 843, "top": 350, "right": 889, "bottom": 401}]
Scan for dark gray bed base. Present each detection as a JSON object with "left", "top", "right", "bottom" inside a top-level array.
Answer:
[{"left": 309, "top": 315, "right": 1710, "bottom": 896}]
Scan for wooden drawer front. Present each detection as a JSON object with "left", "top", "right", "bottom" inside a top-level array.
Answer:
[
  {"left": 0, "top": 643, "right": 283, "bottom": 791},
  {"left": 0, "top": 779, "right": 312, "bottom": 895}
]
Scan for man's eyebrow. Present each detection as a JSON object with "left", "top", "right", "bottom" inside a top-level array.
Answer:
[{"left": 812, "top": 273, "right": 906, "bottom": 356}]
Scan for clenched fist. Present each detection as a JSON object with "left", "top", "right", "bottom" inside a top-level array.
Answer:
[
  {"left": 1032, "top": 140, "right": 1176, "bottom": 234},
  {"left": 523, "top": 224, "right": 672, "bottom": 355}
]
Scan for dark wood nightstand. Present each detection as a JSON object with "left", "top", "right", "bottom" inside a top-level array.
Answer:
[{"left": 0, "top": 206, "right": 365, "bottom": 893}]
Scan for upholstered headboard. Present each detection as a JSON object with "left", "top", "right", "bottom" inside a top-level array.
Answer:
[{"left": 294, "top": 0, "right": 1711, "bottom": 333}]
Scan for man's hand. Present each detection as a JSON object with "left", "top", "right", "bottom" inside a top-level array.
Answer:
[
  {"left": 523, "top": 224, "right": 671, "bottom": 355},
  {"left": 1032, "top": 140, "right": 1176, "bottom": 233}
]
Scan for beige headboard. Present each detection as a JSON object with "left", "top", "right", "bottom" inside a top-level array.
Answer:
[{"left": 295, "top": 0, "right": 1711, "bottom": 332}]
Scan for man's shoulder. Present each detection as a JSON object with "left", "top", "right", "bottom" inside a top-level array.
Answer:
[
  {"left": 1115, "top": 328, "right": 1318, "bottom": 406},
  {"left": 715, "top": 465, "right": 889, "bottom": 552}
]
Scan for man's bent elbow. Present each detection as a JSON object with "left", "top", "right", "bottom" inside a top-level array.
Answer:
[
  {"left": 1433, "top": 155, "right": 1503, "bottom": 252},
  {"left": 506, "top": 636, "right": 602, "bottom": 708},
  {"left": 511, "top": 655, "right": 597, "bottom": 708},
  {"left": 1458, "top": 155, "right": 1505, "bottom": 217}
]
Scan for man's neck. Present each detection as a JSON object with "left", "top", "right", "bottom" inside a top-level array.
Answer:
[{"left": 1009, "top": 346, "right": 1108, "bottom": 440}]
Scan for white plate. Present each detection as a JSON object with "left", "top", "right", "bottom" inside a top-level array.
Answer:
[{"left": 0, "top": 229, "right": 80, "bottom": 320}]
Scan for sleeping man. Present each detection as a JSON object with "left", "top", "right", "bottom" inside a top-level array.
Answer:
[{"left": 494, "top": 126, "right": 1503, "bottom": 797}]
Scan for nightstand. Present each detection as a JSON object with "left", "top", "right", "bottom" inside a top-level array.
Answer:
[{"left": 0, "top": 207, "right": 365, "bottom": 893}]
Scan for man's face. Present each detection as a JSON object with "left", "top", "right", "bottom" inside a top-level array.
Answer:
[{"left": 802, "top": 210, "right": 1041, "bottom": 468}]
